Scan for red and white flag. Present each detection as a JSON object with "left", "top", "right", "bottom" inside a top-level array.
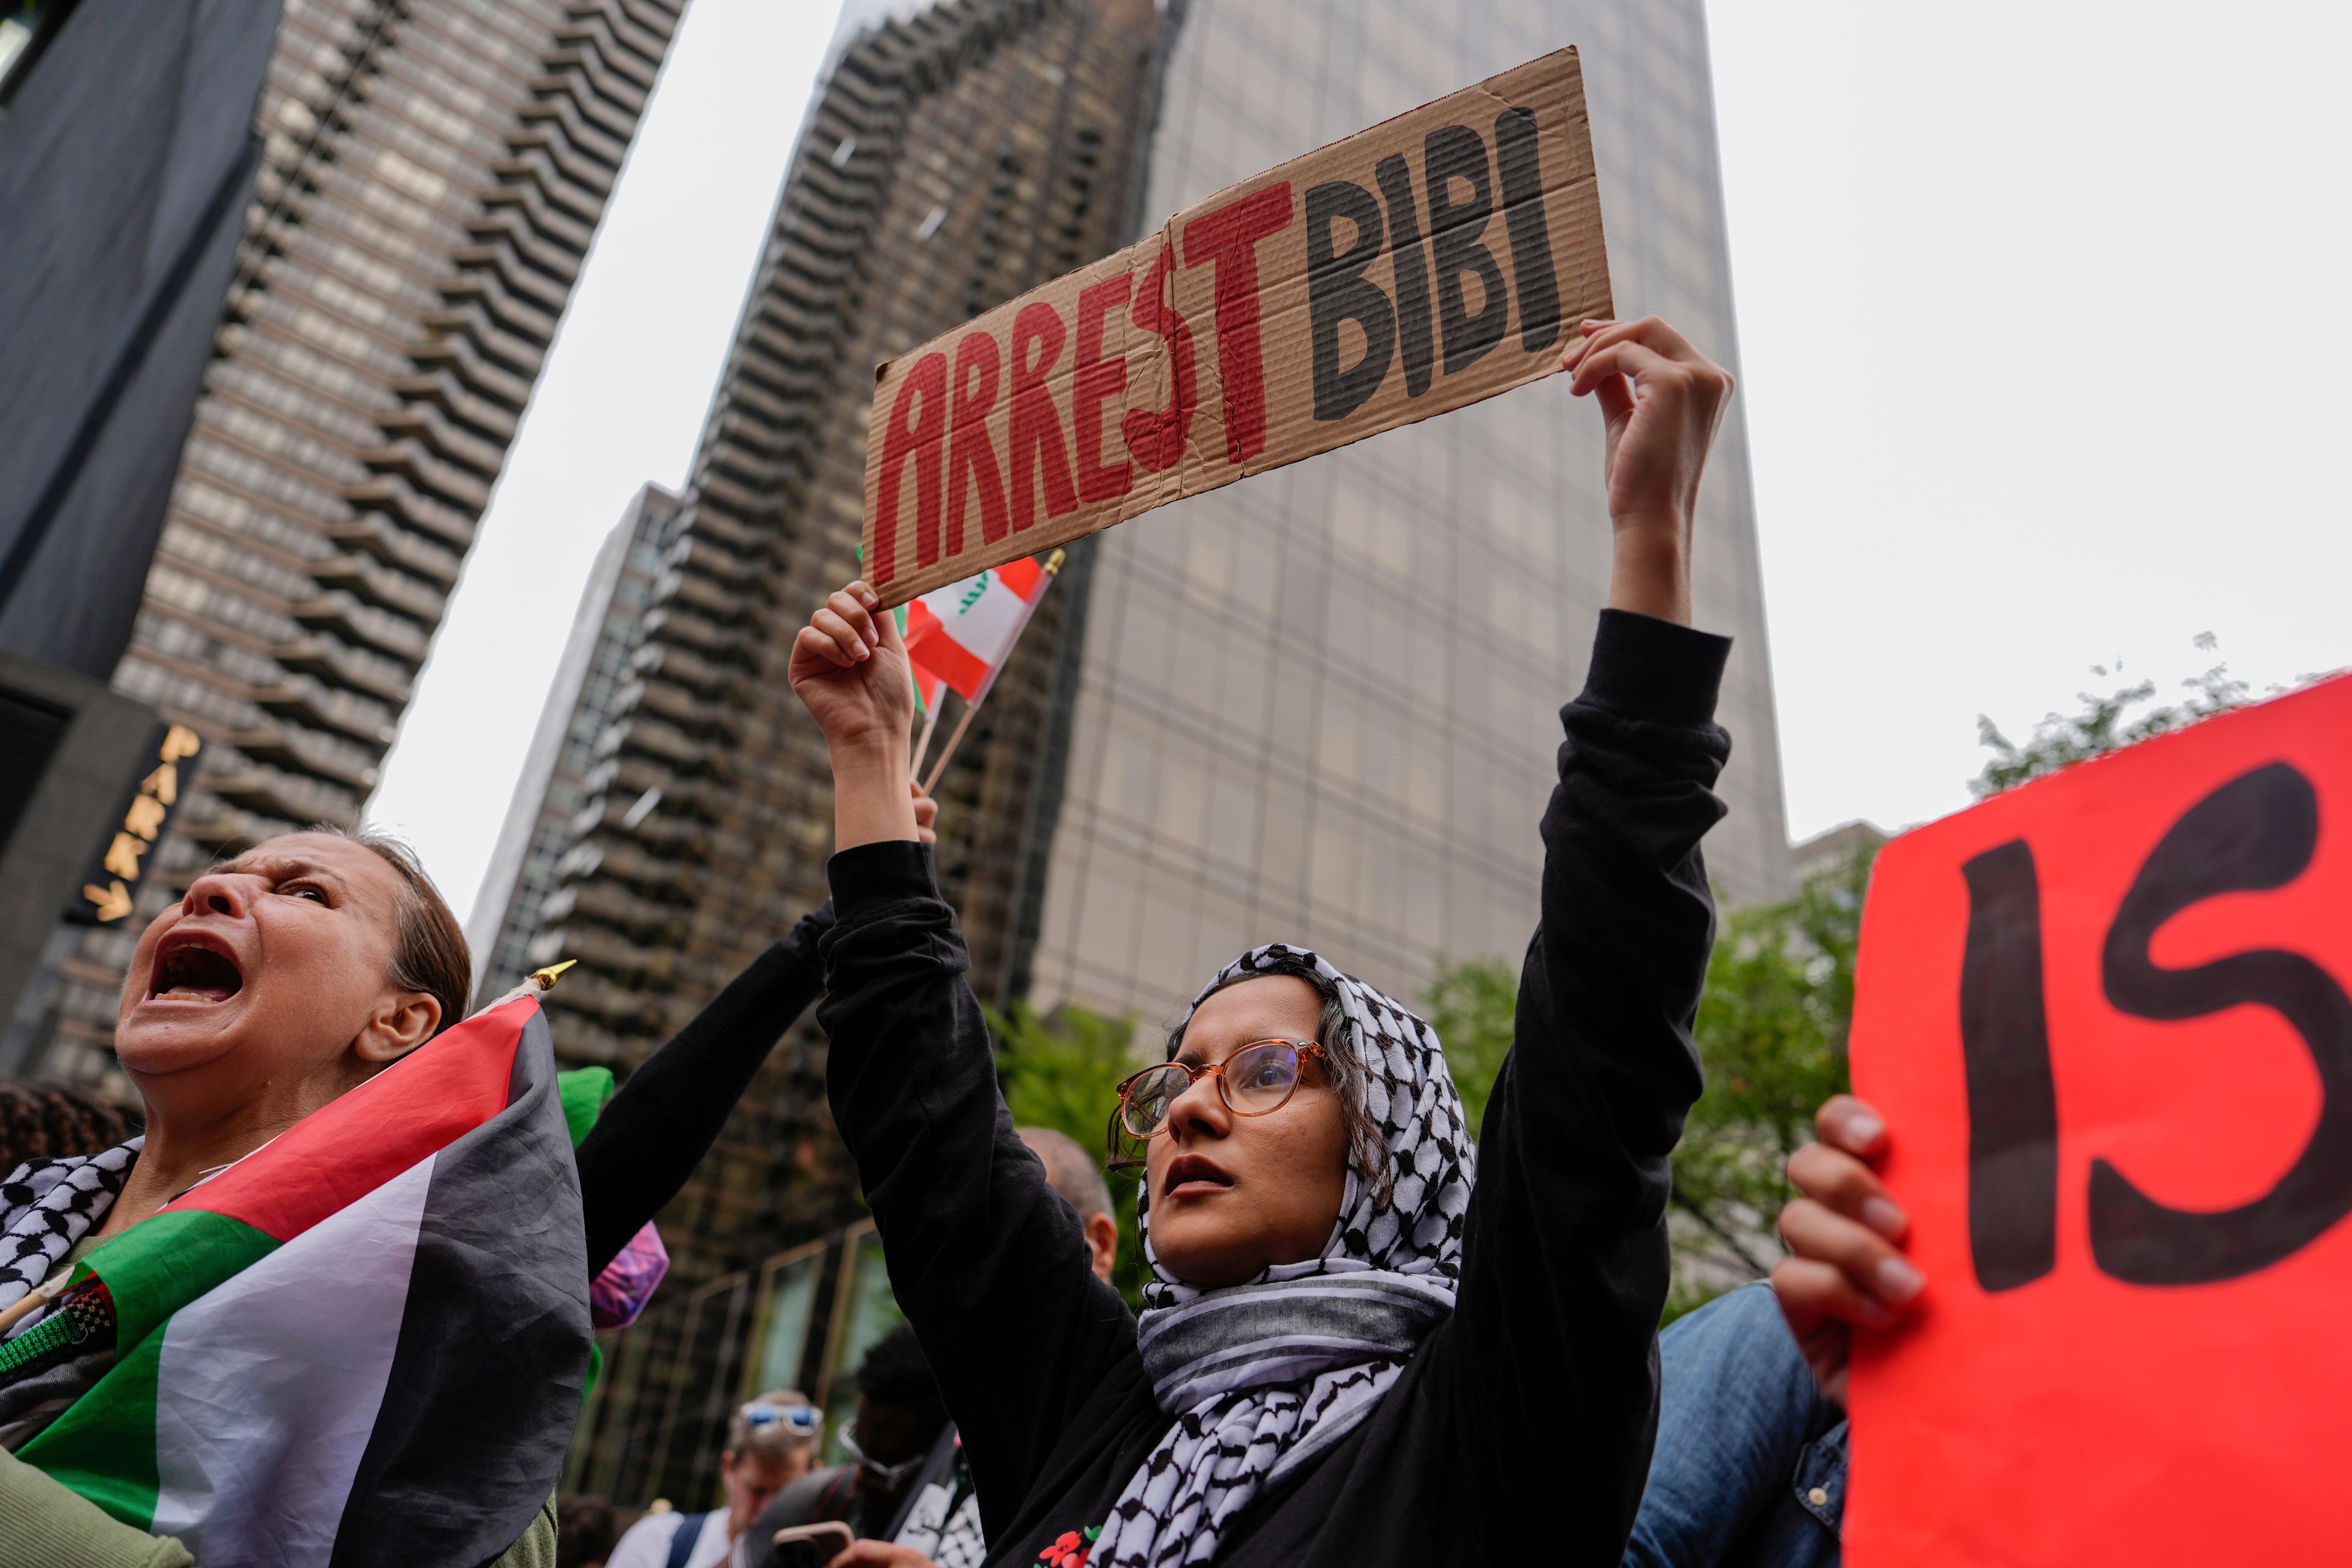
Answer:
[{"left": 903, "top": 555, "right": 1054, "bottom": 708}]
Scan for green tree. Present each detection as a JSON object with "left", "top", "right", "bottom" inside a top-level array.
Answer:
[
  {"left": 1669, "top": 840, "right": 1874, "bottom": 1302},
  {"left": 1971, "top": 639, "right": 2250, "bottom": 799},
  {"left": 1421, "top": 957, "right": 1517, "bottom": 1136},
  {"left": 1422, "top": 840, "right": 1872, "bottom": 1302},
  {"left": 988, "top": 998, "right": 1147, "bottom": 1306}
]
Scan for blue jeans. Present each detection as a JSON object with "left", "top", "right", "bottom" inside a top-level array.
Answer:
[{"left": 1624, "top": 1282, "right": 1846, "bottom": 1568}]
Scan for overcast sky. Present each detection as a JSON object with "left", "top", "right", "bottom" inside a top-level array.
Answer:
[{"left": 369, "top": 0, "right": 2352, "bottom": 920}]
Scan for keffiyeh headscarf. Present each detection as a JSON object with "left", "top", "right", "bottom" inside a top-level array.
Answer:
[{"left": 1093, "top": 944, "right": 1477, "bottom": 1567}]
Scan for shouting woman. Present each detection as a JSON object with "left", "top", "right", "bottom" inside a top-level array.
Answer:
[{"left": 788, "top": 316, "right": 1739, "bottom": 1566}]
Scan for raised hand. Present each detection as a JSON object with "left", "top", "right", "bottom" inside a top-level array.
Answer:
[
  {"left": 787, "top": 581, "right": 913, "bottom": 755},
  {"left": 1770, "top": 1094, "right": 1925, "bottom": 1404},
  {"left": 788, "top": 581, "right": 921, "bottom": 850},
  {"left": 1561, "top": 316, "right": 1734, "bottom": 626}
]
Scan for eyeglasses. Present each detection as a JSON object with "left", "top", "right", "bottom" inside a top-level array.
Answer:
[
  {"left": 1109, "top": 1039, "right": 1327, "bottom": 1159},
  {"left": 739, "top": 1401, "right": 821, "bottom": 1435},
  {"left": 839, "top": 1420, "right": 928, "bottom": 1488}
]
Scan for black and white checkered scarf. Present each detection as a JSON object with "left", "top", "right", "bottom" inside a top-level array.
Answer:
[
  {"left": 1093, "top": 944, "right": 1476, "bottom": 1567},
  {"left": 0, "top": 1140, "right": 139, "bottom": 1317}
]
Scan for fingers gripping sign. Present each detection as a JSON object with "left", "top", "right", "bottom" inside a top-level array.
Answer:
[{"left": 1771, "top": 1095, "right": 1918, "bottom": 1406}]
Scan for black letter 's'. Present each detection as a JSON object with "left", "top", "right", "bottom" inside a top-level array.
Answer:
[
  {"left": 1960, "top": 840, "right": 2062, "bottom": 1291},
  {"left": 2093, "top": 761, "right": 2352, "bottom": 1284}
]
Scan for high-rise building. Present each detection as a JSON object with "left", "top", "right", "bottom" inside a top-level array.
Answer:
[
  {"left": 491, "top": 0, "right": 1785, "bottom": 1300},
  {"left": 12, "top": 0, "right": 685, "bottom": 1079},
  {"left": 1024, "top": 0, "right": 1791, "bottom": 1025},
  {"left": 467, "top": 483, "right": 680, "bottom": 1005},
  {"left": 514, "top": 0, "right": 1169, "bottom": 1291}
]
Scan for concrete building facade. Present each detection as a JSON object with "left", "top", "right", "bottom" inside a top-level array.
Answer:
[{"left": 14, "top": 0, "right": 685, "bottom": 1079}]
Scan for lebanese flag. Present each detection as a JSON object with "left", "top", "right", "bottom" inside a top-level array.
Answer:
[
  {"left": 17, "top": 997, "right": 587, "bottom": 1566},
  {"left": 902, "top": 555, "right": 1051, "bottom": 704}
]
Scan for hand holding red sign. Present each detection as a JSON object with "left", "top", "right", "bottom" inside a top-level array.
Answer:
[{"left": 1803, "top": 672, "right": 2352, "bottom": 1564}]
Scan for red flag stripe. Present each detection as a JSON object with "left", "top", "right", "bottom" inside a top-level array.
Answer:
[
  {"left": 910, "top": 632, "right": 992, "bottom": 702},
  {"left": 162, "top": 997, "right": 532, "bottom": 1242}
]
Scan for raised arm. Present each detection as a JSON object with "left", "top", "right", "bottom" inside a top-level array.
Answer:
[
  {"left": 791, "top": 588, "right": 1139, "bottom": 1536},
  {"left": 574, "top": 900, "right": 829, "bottom": 1275},
  {"left": 1437, "top": 318, "right": 1737, "bottom": 1561}
]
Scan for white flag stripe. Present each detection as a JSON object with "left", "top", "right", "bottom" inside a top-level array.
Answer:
[
  {"left": 916, "top": 571, "right": 1030, "bottom": 665},
  {"left": 153, "top": 1156, "right": 434, "bottom": 1567}
]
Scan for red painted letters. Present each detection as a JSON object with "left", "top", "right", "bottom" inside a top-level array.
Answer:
[
  {"left": 1074, "top": 272, "right": 1136, "bottom": 503},
  {"left": 1008, "top": 302, "right": 1078, "bottom": 532},
  {"left": 946, "top": 331, "right": 1008, "bottom": 551},
  {"left": 1181, "top": 181, "right": 1294, "bottom": 466},
  {"left": 873, "top": 352, "right": 947, "bottom": 582},
  {"left": 1121, "top": 243, "right": 1195, "bottom": 475}
]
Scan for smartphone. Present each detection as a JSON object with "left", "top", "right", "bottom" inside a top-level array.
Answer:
[{"left": 770, "top": 1521, "right": 854, "bottom": 1568}]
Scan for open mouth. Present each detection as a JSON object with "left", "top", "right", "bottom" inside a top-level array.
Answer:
[
  {"left": 1165, "top": 1155, "right": 1235, "bottom": 1197},
  {"left": 148, "top": 934, "right": 244, "bottom": 1004}
]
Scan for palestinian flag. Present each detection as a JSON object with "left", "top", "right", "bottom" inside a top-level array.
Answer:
[
  {"left": 903, "top": 554, "right": 1054, "bottom": 706},
  {"left": 12, "top": 996, "right": 588, "bottom": 1566}
]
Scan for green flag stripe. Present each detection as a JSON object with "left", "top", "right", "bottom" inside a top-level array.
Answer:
[
  {"left": 17, "top": 1329, "right": 168, "bottom": 1529},
  {"left": 557, "top": 1065, "right": 614, "bottom": 1148},
  {"left": 17, "top": 1210, "right": 279, "bottom": 1528},
  {"left": 75, "top": 1208, "right": 279, "bottom": 1350}
]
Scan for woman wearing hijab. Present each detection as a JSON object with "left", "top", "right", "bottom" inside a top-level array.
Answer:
[{"left": 790, "top": 316, "right": 1735, "bottom": 1567}]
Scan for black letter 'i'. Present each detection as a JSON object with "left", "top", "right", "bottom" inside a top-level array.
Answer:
[
  {"left": 1374, "top": 154, "right": 1433, "bottom": 397},
  {"left": 1959, "top": 839, "right": 2062, "bottom": 1292}
]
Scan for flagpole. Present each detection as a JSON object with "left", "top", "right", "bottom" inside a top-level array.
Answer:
[
  {"left": 921, "top": 701, "right": 979, "bottom": 796},
  {"left": 918, "top": 548, "right": 1063, "bottom": 796},
  {"left": 910, "top": 700, "right": 941, "bottom": 780}
]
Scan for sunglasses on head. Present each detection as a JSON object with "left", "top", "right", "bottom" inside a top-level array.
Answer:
[{"left": 739, "top": 1401, "right": 821, "bottom": 1434}]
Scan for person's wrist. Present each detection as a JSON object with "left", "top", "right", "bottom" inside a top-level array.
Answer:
[
  {"left": 828, "top": 731, "right": 909, "bottom": 776},
  {"left": 1605, "top": 508, "right": 1694, "bottom": 624}
]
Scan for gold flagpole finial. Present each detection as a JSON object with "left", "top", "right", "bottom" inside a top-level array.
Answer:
[
  {"left": 530, "top": 959, "right": 578, "bottom": 992},
  {"left": 1042, "top": 548, "right": 1066, "bottom": 575}
]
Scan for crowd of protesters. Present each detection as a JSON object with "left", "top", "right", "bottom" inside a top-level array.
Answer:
[{"left": 0, "top": 317, "right": 1920, "bottom": 1567}]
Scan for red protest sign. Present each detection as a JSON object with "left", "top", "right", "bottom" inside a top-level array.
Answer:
[{"left": 1846, "top": 672, "right": 2352, "bottom": 1565}]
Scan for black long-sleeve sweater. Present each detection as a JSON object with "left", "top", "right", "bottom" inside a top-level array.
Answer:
[
  {"left": 573, "top": 902, "right": 834, "bottom": 1275},
  {"left": 816, "top": 609, "right": 1732, "bottom": 1567}
]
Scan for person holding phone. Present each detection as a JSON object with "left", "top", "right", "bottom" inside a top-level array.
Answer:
[{"left": 788, "top": 317, "right": 1740, "bottom": 1565}]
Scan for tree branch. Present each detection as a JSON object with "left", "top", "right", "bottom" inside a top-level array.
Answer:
[{"left": 1672, "top": 1189, "right": 1774, "bottom": 1278}]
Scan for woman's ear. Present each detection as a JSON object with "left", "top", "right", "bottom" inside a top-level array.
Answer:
[{"left": 355, "top": 992, "right": 441, "bottom": 1066}]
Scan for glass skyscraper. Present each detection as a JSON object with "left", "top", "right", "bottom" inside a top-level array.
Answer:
[
  {"left": 1025, "top": 0, "right": 1789, "bottom": 1025},
  {"left": 9, "top": 0, "right": 684, "bottom": 1079}
]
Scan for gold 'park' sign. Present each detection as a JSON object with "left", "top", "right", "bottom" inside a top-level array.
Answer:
[
  {"left": 74, "top": 724, "right": 202, "bottom": 924},
  {"left": 861, "top": 48, "right": 1611, "bottom": 606}
]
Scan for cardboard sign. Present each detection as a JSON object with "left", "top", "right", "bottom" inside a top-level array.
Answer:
[
  {"left": 1846, "top": 673, "right": 2352, "bottom": 1565},
  {"left": 860, "top": 48, "right": 1610, "bottom": 606}
]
